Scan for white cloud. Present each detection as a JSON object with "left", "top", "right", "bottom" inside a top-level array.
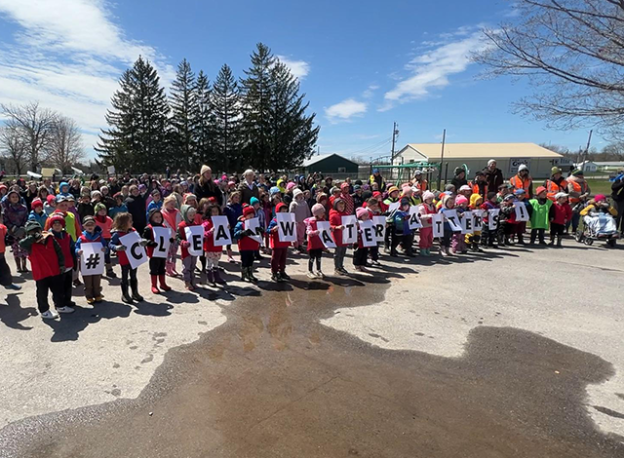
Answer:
[
  {"left": 325, "top": 98, "right": 367, "bottom": 122},
  {"left": 362, "top": 84, "right": 379, "bottom": 99},
  {"left": 0, "top": 0, "right": 174, "bottom": 156},
  {"left": 381, "top": 27, "right": 493, "bottom": 111},
  {"left": 276, "top": 55, "right": 310, "bottom": 79}
]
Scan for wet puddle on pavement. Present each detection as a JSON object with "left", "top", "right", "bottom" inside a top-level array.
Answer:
[{"left": 1, "top": 273, "right": 623, "bottom": 458}]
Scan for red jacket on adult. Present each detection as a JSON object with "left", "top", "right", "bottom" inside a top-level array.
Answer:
[
  {"left": 202, "top": 220, "right": 223, "bottom": 253},
  {"left": 28, "top": 235, "right": 64, "bottom": 281},
  {"left": 329, "top": 208, "right": 348, "bottom": 247},
  {"left": 305, "top": 217, "right": 325, "bottom": 251}
]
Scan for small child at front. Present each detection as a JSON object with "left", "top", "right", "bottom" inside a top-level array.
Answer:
[
  {"left": 452, "top": 195, "right": 469, "bottom": 254},
  {"left": 466, "top": 193, "right": 483, "bottom": 252},
  {"left": 142, "top": 209, "right": 173, "bottom": 294},
  {"left": 439, "top": 195, "right": 457, "bottom": 257},
  {"left": 480, "top": 192, "right": 500, "bottom": 248},
  {"left": 304, "top": 204, "right": 326, "bottom": 279},
  {"left": 529, "top": 186, "right": 552, "bottom": 245},
  {"left": 549, "top": 192, "right": 572, "bottom": 247},
  {"left": 387, "top": 197, "right": 414, "bottom": 257},
  {"left": 417, "top": 191, "right": 436, "bottom": 256},
  {"left": 364, "top": 197, "right": 383, "bottom": 266},
  {"left": 329, "top": 198, "right": 349, "bottom": 275},
  {"left": 48, "top": 213, "right": 76, "bottom": 310},
  {"left": 234, "top": 206, "right": 262, "bottom": 283},
  {"left": 353, "top": 207, "right": 372, "bottom": 272},
  {"left": 110, "top": 212, "right": 145, "bottom": 304},
  {"left": 178, "top": 205, "right": 200, "bottom": 290},
  {"left": 267, "top": 202, "right": 291, "bottom": 282},
  {"left": 202, "top": 204, "right": 227, "bottom": 286},
  {"left": 75, "top": 216, "right": 106, "bottom": 304}
]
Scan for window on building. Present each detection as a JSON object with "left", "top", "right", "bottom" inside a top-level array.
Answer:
[{"left": 338, "top": 167, "right": 346, "bottom": 173}]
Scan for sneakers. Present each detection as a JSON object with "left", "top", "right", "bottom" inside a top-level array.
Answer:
[
  {"left": 272, "top": 272, "right": 285, "bottom": 283},
  {"left": 86, "top": 297, "right": 95, "bottom": 305},
  {"left": 94, "top": 296, "right": 104, "bottom": 303},
  {"left": 315, "top": 270, "right": 325, "bottom": 279},
  {"left": 307, "top": 271, "right": 317, "bottom": 279},
  {"left": 73, "top": 279, "right": 82, "bottom": 287},
  {"left": 5, "top": 284, "right": 21, "bottom": 290},
  {"left": 354, "top": 266, "right": 369, "bottom": 273},
  {"left": 41, "top": 310, "right": 58, "bottom": 320},
  {"left": 334, "top": 268, "right": 346, "bottom": 276},
  {"left": 56, "top": 306, "right": 75, "bottom": 314}
]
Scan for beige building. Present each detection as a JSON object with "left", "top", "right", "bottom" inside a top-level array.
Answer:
[{"left": 396, "top": 143, "right": 572, "bottom": 180}]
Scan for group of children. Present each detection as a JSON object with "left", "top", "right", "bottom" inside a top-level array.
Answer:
[{"left": 1, "top": 174, "right": 617, "bottom": 321}]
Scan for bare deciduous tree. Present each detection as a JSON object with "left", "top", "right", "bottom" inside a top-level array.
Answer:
[
  {"left": 1, "top": 102, "right": 58, "bottom": 171},
  {"left": 0, "top": 120, "right": 28, "bottom": 175},
  {"left": 475, "top": 0, "right": 624, "bottom": 131},
  {"left": 48, "top": 116, "right": 85, "bottom": 175}
]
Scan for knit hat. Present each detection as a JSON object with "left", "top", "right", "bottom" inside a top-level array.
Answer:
[
  {"left": 551, "top": 166, "right": 562, "bottom": 175},
  {"left": 595, "top": 194, "right": 606, "bottom": 202},
  {"left": 183, "top": 193, "right": 197, "bottom": 204},
  {"left": 332, "top": 198, "right": 344, "bottom": 210},
  {"left": 286, "top": 182, "right": 296, "bottom": 191},
  {"left": 535, "top": 186, "right": 547, "bottom": 195},
  {"left": 200, "top": 165, "right": 211, "bottom": 176},
  {"left": 275, "top": 202, "right": 288, "bottom": 212},
  {"left": 387, "top": 186, "right": 400, "bottom": 195},
  {"left": 242, "top": 206, "right": 256, "bottom": 218},
  {"left": 269, "top": 186, "right": 281, "bottom": 196},
  {"left": 445, "top": 184, "right": 456, "bottom": 192},
  {"left": 488, "top": 159, "right": 496, "bottom": 166},
  {"left": 400, "top": 197, "right": 410, "bottom": 207},
  {"left": 25, "top": 220, "right": 41, "bottom": 234},
  {"left": 504, "top": 194, "right": 516, "bottom": 201},
  {"left": 311, "top": 203, "right": 325, "bottom": 216},
  {"left": 518, "top": 164, "right": 529, "bottom": 172},
  {"left": 422, "top": 191, "right": 435, "bottom": 201},
  {"left": 555, "top": 192, "right": 568, "bottom": 200},
  {"left": 469, "top": 193, "right": 483, "bottom": 207},
  {"left": 83, "top": 216, "right": 96, "bottom": 225},
  {"left": 459, "top": 185, "right": 472, "bottom": 192},
  {"left": 94, "top": 202, "right": 107, "bottom": 213},
  {"left": 292, "top": 189, "right": 303, "bottom": 199},
  {"left": 356, "top": 207, "right": 371, "bottom": 219},
  {"left": 330, "top": 186, "right": 340, "bottom": 194},
  {"left": 46, "top": 195, "right": 56, "bottom": 205},
  {"left": 31, "top": 198, "right": 43, "bottom": 209},
  {"left": 250, "top": 196, "right": 260, "bottom": 206},
  {"left": 340, "top": 182, "right": 350, "bottom": 191},
  {"left": 48, "top": 213, "right": 66, "bottom": 228},
  {"left": 455, "top": 195, "right": 468, "bottom": 206},
  {"left": 113, "top": 192, "right": 123, "bottom": 200},
  {"left": 353, "top": 184, "right": 361, "bottom": 191},
  {"left": 454, "top": 167, "right": 465, "bottom": 176}
]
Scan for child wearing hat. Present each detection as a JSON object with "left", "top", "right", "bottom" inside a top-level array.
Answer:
[
  {"left": 75, "top": 216, "right": 107, "bottom": 303},
  {"left": 466, "top": 193, "right": 484, "bottom": 252},
  {"left": 387, "top": 197, "right": 414, "bottom": 257},
  {"left": 329, "top": 198, "right": 349, "bottom": 275},
  {"left": 480, "top": 192, "right": 500, "bottom": 248},
  {"left": 499, "top": 194, "right": 518, "bottom": 246},
  {"left": 94, "top": 202, "right": 115, "bottom": 277},
  {"left": 452, "top": 195, "right": 469, "bottom": 254},
  {"left": 513, "top": 189, "right": 530, "bottom": 245},
  {"left": 28, "top": 197, "right": 47, "bottom": 228},
  {"left": 418, "top": 191, "right": 437, "bottom": 256},
  {"left": 353, "top": 207, "right": 373, "bottom": 271},
  {"left": 304, "top": 204, "right": 327, "bottom": 279},
  {"left": 234, "top": 206, "right": 263, "bottom": 283},
  {"left": 20, "top": 221, "right": 68, "bottom": 319},
  {"left": 267, "top": 202, "right": 291, "bottom": 282},
  {"left": 549, "top": 192, "right": 572, "bottom": 247},
  {"left": 529, "top": 186, "right": 552, "bottom": 245},
  {"left": 48, "top": 213, "right": 76, "bottom": 310}
]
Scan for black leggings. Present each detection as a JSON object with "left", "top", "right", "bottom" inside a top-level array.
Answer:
[
  {"left": 308, "top": 249, "right": 322, "bottom": 271},
  {"left": 121, "top": 264, "right": 137, "bottom": 287},
  {"left": 149, "top": 257, "right": 166, "bottom": 276},
  {"left": 240, "top": 250, "right": 254, "bottom": 268},
  {"left": 353, "top": 246, "right": 369, "bottom": 266}
]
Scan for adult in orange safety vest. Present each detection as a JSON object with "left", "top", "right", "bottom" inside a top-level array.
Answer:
[
  {"left": 545, "top": 167, "right": 568, "bottom": 202},
  {"left": 509, "top": 164, "right": 533, "bottom": 198}
]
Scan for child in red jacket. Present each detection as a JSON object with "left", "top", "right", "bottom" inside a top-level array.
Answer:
[
  {"left": 329, "top": 198, "right": 349, "bottom": 276},
  {"left": 202, "top": 204, "right": 227, "bottom": 286},
  {"left": 549, "top": 192, "right": 572, "bottom": 247},
  {"left": 353, "top": 207, "right": 372, "bottom": 272},
  {"left": 142, "top": 209, "right": 173, "bottom": 294},
  {"left": 19, "top": 220, "right": 66, "bottom": 319},
  {"left": 48, "top": 213, "right": 76, "bottom": 311},
  {"left": 304, "top": 204, "right": 326, "bottom": 279},
  {"left": 110, "top": 212, "right": 146, "bottom": 304},
  {"left": 234, "top": 206, "right": 262, "bottom": 283},
  {"left": 267, "top": 202, "right": 291, "bottom": 282}
]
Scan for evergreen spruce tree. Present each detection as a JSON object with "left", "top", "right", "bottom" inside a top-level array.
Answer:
[
  {"left": 267, "top": 61, "right": 319, "bottom": 171},
  {"left": 194, "top": 70, "right": 214, "bottom": 168},
  {"left": 96, "top": 56, "right": 169, "bottom": 173},
  {"left": 240, "top": 43, "right": 276, "bottom": 171},
  {"left": 169, "top": 58, "right": 197, "bottom": 171},
  {"left": 210, "top": 64, "right": 242, "bottom": 172}
]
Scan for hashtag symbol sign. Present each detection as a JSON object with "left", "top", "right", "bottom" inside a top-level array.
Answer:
[{"left": 85, "top": 253, "right": 100, "bottom": 269}]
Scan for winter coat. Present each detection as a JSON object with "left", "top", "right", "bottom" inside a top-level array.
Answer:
[
  {"left": 125, "top": 194, "right": 147, "bottom": 234},
  {"left": 202, "top": 219, "right": 223, "bottom": 253},
  {"left": 50, "top": 229, "right": 75, "bottom": 270},
  {"left": 267, "top": 218, "right": 291, "bottom": 249},
  {"left": 304, "top": 216, "right": 325, "bottom": 251},
  {"left": 238, "top": 181, "right": 260, "bottom": 205},
  {"left": 28, "top": 210, "right": 47, "bottom": 229},
  {"left": 19, "top": 234, "right": 64, "bottom": 281},
  {"left": 108, "top": 204, "right": 128, "bottom": 220},
  {"left": 329, "top": 208, "right": 349, "bottom": 247},
  {"left": 289, "top": 198, "right": 311, "bottom": 223},
  {"left": 233, "top": 219, "right": 262, "bottom": 252},
  {"left": 549, "top": 202, "right": 572, "bottom": 225}
]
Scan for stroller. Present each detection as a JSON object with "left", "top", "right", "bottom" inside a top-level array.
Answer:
[{"left": 575, "top": 211, "right": 619, "bottom": 247}]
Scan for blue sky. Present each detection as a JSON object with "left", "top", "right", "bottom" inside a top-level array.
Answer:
[{"left": 0, "top": 0, "right": 601, "bottom": 162}]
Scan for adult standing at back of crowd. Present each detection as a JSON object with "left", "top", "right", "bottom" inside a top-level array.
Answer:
[
  {"left": 545, "top": 166, "right": 568, "bottom": 202},
  {"left": 413, "top": 170, "right": 428, "bottom": 192},
  {"left": 567, "top": 169, "right": 591, "bottom": 233},
  {"left": 509, "top": 164, "right": 533, "bottom": 198},
  {"left": 238, "top": 169, "right": 259, "bottom": 205},
  {"left": 484, "top": 159, "right": 504, "bottom": 192},
  {"left": 125, "top": 185, "right": 147, "bottom": 234},
  {"left": 450, "top": 167, "right": 467, "bottom": 190},
  {"left": 369, "top": 168, "right": 386, "bottom": 192},
  {"left": 194, "top": 165, "right": 223, "bottom": 208},
  {"left": 611, "top": 168, "right": 624, "bottom": 234}
]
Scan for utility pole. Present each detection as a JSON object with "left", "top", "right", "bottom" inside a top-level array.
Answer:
[
  {"left": 582, "top": 130, "right": 593, "bottom": 171},
  {"left": 437, "top": 129, "right": 446, "bottom": 190},
  {"left": 317, "top": 146, "right": 321, "bottom": 156},
  {"left": 390, "top": 122, "right": 399, "bottom": 165}
]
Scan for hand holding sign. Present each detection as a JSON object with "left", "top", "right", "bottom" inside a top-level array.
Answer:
[
  {"left": 80, "top": 242, "right": 104, "bottom": 276},
  {"left": 372, "top": 216, "right": 386, "bottom": 242},
  {"left": 211, "top": 216, "right": 231, "bottom": 247},
  {"left": 444, "top": 209, "right": 462, "bottom": 232},
  {"left": 317, "top": 221, "right": 336, "bottom": 248},
  {"left": 184, "top": 226, "right": 204, "bottom": 256},
  {"left": 408, "top": 206, "right": 422, "bottom": 230},
  {"left": 432, "top": 213, "right": 444, "bottom": 238},
  {"left": 245, "top": 217, "right": 263, "bottom": 246},
  {"left": 514, "top": 203, "right": 529, "bottom": 222},
  {"left": 341, "top": 215, "right": 358, "bottom": 244},
  {"left": 276, "top": 212, "right": 297, "bottom": 243},
  {"left": 472, "top": 210, "right": 484, "bottom": 231},
  {"left": 488, "top": 209, "right": 500, "bottom": 230},
  {"left": 119, "top": 231, "right": 147, "bottom": 269},
  {"left": 460, "top": 211, "right": 474, "bottom": 234},
  {"left": 359, "top": 220, "right": 377, "bottom": 247},
  {"left": 152, "top": 227, "right": 171, "bottom": 258}
]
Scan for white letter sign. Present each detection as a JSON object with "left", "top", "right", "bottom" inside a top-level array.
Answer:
[
  {"left": 184, "top": 225, "right": 204, "bottom": 256},
  {"left": 317, "top": 221, "right": 336, "bottom": 249},
  {"left": 80, "top": 242, "right": 104, "bottom": 276},
  {"left": 514, "top": 203, "right": 529, "bottom": 222},
  {"left": 276, "top": 212, "right": 297, "bottom": 243},
  {"left": 444, "top": 209, "right": 462, "bottom": 232},
  {"left": 341, "top": 215, "right": 358, "bottom": 244},
  {"left": 432, "top": 213, "right": 444, "bottom": 238},
  {"left": 212, "top": 216, "right": 232, "bottom": 247},
  {"left": 488, "top": 209, "right": 500, "bottom": 230},
  {"left": 152, "top": 226, "right": 171, "bottom": 258},
  {"left": 359, "top": 220, "right": 377, "bottom": 247},
  {"left": 244, "top": 217, "right": 263, "bottom": 246},
  {"left": 119, "top": 231, "right": 147, "bottom": 270},
  {"left": 372, "top": 216, "right": 386, "bottom": 243},
  {"left": 460, "top": 211, "right": 473, "bottom": 234},
  {"left": 408, "top": 206, "right": 422, "bottom": 230},
  {"left": 472, "top": 210, "right": 483, "bottom": 232}
]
